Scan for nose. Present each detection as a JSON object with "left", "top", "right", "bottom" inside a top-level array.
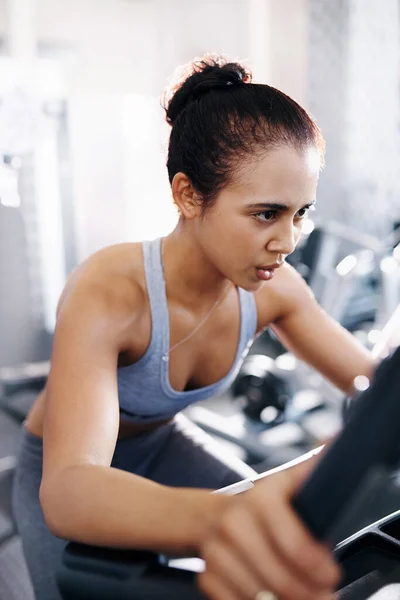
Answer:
[{"left": 266, "top": 221, "right": 298, "bottom": 257}]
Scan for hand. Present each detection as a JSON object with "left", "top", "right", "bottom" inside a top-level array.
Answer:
[{"left": 197, "top": 457, "right": 341, "bottom": 600}]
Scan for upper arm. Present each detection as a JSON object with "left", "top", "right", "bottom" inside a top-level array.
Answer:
[
  {"left": 41, "top": 279, "right": 140, "bottom": 491},
  {"left": 265, "top": 265, "right": 377, "bottom": 394}
]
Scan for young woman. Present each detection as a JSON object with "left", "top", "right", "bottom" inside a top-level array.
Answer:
[{"left": 13, "top": 55, "right": 375, "bottom": 600}]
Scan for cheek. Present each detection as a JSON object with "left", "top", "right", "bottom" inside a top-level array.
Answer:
[
  {"left": 204, "top": 210, "right": 242, "bottom": 241},
  {"left": 209, "top": 223, "right": 251, "bottom": 264},
  {"left": 295, "top": 226, "right": 303, "bottom": 243},
  {"left": 201, "top": 212, "right": 257, "bottom": 258}
]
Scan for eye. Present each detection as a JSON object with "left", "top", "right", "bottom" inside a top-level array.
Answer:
[
  {"left": 254, "top": 210, "right": 278, "bottom": 223},
  {"left": 296, "top": 205, "right": 314, "bottom": 219}
]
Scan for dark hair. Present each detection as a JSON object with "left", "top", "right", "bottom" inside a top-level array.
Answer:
[{"left": 163, "top": 54, "right": 325, "bottom": 211}]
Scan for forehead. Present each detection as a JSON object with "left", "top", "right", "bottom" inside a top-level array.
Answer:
[{"left": 228, "top": 145, "right": 320, "bottom": 200}]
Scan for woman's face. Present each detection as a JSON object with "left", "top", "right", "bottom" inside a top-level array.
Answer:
[{"left": 195, "top": 144, "right": 320, "bottom": 291}]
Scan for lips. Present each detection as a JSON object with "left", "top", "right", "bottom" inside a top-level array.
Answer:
[
  {"left": 256, "top": 263, "right": 282, "bottom": 271},
  {"left": 255, "top": 262, "right": 283, "bottom": 282}
]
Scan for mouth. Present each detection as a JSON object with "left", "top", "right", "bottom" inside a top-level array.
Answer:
[
  {"left": 254, "top": 262, "right": 283, "bottom": 282},
  {"left": 256, "top": 262, "right": 282, "bottom": 271}
]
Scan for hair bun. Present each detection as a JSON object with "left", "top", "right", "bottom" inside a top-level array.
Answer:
[{"left": 163, "top": 54, "right": 252, "bottom": 126}]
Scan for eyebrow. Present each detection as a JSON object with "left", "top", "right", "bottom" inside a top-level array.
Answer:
[{"left": 246, "top": 200, "right": 316, "bottom": 211}]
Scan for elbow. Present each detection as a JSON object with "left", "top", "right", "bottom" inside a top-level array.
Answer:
[{"left": 39, "top": 478, "right": 72, "bottom": 539}]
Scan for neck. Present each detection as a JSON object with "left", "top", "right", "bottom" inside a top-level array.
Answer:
[{"left": 162, "top": 225, "right": 232, "bottom": 309}]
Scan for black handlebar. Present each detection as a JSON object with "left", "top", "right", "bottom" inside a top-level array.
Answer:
[{"left": 293, "top": 347, "right": 400, "bottom": 545}]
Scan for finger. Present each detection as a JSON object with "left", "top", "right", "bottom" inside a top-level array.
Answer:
[
  {"left": 254, "top": 446, "right": 327, "bottom": 488},
  {"left": 197, "top": 569, "right": 243, "bottom": 600},
  {"left": 215, "top": 505, "right": 336, "bottom": 600},
  {"left": 254, "top": 450, "right": 326, "bottom": 500},
  {"left": 202, "top": 535, "right": 267, "bottom": 600},
  {"left": 251, "top": 488, "right": 341, "bottom": 590},
  {"left": 277, "top": 450, "right": 326, "bottom": 494},
  {"left": 208, "top": 533, "right": 333, "bottom": 600}
]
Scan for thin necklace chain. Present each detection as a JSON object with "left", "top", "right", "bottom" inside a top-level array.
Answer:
[{"left": 161, "top": 238, "right": 229, "bottom": 360}]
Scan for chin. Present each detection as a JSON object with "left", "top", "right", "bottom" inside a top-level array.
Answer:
[
  {"left": 251, "top": 281, "right": 266, "bottom": 292},
  {"left": 235, "top": 275, "right": 265, "bottom": 293}
]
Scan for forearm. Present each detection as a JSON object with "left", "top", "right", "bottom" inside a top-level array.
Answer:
[{"left": 40, "top": 464, "right": 231, "bottom": 555}]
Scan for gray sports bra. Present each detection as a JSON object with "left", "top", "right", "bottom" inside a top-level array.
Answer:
[{"left": 117, "top": 237, "right": 258, "bottom": 423}]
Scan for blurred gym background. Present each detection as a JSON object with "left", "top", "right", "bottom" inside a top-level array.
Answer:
[
  {"left": 1, "top": 1, "right": 400, "bottom": 596},
  {"left": 1, "top": 0, "right": 399, "bottom": 366}
]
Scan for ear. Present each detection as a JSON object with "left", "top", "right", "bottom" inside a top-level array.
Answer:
[{"left": 171, "top": 172, "right": 202, "bottom": 220}]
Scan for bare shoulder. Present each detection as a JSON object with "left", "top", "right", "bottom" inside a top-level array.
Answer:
[
  {"left": 253, "top": 262, "right": 316, "bottom": 332},
  {"left": 56, "top": 242, "right": 147, "bottom": 330}
]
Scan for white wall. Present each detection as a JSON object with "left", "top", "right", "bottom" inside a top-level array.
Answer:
[
  {"left": 152, "top": 0, "right": 250, "bottom": 91},
  {"left": 0, "top": 0, "right": 7, "bottom": 43},
  {"left": 269, "top": 0, "right": 309, "bottom": 106},
  {"left": 41, "top": 0, "right": 158, "bottom": 95},
  {"left": 1, "top": 0, "right": 157, "bottom": 93},
  {"left": 345, "top": 0, "right": 400, "bottom": 235}
]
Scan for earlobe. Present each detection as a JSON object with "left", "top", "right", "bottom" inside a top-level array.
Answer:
[{"left": 171, "top": 172, "right": 202, "bottom": 219}]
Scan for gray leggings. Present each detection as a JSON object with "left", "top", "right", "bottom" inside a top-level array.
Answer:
[{"left": 12, "top": 413, "right": 256, "bottom": 600}]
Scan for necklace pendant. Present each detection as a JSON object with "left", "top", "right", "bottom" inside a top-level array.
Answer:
[{"left": 162, "top": 354, "right": 169, "bottom": 362}]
